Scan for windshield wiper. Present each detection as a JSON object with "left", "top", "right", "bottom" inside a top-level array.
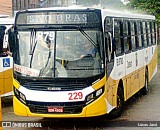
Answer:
[
  {"left": 79, "top": 28, "right": 102, "bottom": 60},
  {"left": 29, "top": 29, "right": 37, "bottom": 68},
  {"left": 78, "top": 28, "right": 97, "bottom": 48},
  {"left": 39, "top": 47, "right": 51, "bottom": 76},
  {"left": 39, "top": 32, "right": 56, "bottom": 77}
]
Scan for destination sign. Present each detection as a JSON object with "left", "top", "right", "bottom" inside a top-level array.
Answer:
[
  {"left": 27, "top": 13, "right": 87, "bottom": 24},
  {"left": 16, "top": 11, "right": 99, "bottom": 25}
]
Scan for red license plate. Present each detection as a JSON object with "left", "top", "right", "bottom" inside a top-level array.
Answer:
[{"left": 47, "top": 106, "right": 63, "bottom": 113}]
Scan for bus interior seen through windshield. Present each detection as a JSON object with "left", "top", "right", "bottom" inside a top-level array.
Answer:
[{"left": 14, "top": 28, "right": 104, "bottom": 78}]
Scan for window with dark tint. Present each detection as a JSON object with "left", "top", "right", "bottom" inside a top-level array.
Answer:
[
  {"left": 137, "top": 21, "right": 143, "bottom": 48},
  {"left": 114, "top": 19, "right": 123, "bottom": 55},
  {"left": 152, "top": 22, "right": 156, "bottom": 45},
  {"left": 145, "top": 22, "right": 149, "bottom": 46},
  {"left": 142, "top": 21, "right": 148, "bottom": 47},
  {"left": 0, "top": 26, "right": 6, "bottom": 54},
  {"left": 105, "top": 17, "right": 114, "bottom": 60},
  {"left": 123, "top": 20, "right": 131, "bottom": 52},
  {"left": 139, "top": 22, "right": 144, "bottom": 47},
  {"left": 149, "top": 22, "right": 153, "bottom": 45},
  {"left": 105, "top": 17, "right": 113, "bottom": 33},
  {"left": 147, "top": 22, "right": 152, "bottom": 46},
  {"left": 134, "top": 21, "right": 139, "bottom": 49},
  {"left": 130, "top": 21, "right": 136, "bottom": 51}
]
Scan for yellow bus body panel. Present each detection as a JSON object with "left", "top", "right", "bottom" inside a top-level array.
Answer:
[
  {"left": 13, "top": 45, "right": 157, "bottom": 118},
  {"left": 13, "top": 94, "right": 107, "bottom": 117},
  {"left": 13, "top": 77, "right": 108, "bottom": 117},
  {"left": 2, "top": 69, "right": 13, "bottom": 95},
  {"left": 0, "top": 57, "right": 13, "bottom": 95}
]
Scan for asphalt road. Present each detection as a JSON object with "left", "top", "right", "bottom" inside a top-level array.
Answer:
[{"left": 1, "top": 64, "right": 160, "bottom": 130}]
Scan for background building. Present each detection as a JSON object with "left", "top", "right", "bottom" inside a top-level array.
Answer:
[
  {"left": 0, "top": 0, "right": 129, "bottom": 17},
  {"left": 0, "top": 0, "right": 12, "bottom": 17},
  {"left": 0, "top": 0, "right": 76, "bottom": 17},
  {"left": 12, "top": 0, "right": 76, "bottom": 11}
]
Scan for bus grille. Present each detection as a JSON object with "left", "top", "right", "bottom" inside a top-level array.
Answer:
[
  {"left": 27, "top": 101, "right": 85, "bottom": 114},
  {"left": 23, "top": 82, "right": 87, "bottom": 91}
]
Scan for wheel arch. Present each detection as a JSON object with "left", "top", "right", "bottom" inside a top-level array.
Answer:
[
  {"left": 145, "top": 65, "right": 149, "bottom": 80},
  {"left": 113, "top": 79, "right": 125, "bottom": 106},
  {"left": 117, "top": 79, "right": 124, "bottom": 100},
  {"left": 109, "top": 79, "right": 125, "bottom": 118}
]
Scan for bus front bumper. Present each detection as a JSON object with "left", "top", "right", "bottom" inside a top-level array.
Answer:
[{"left": 13, "top": 94, "right": 108, "bottom": 118}]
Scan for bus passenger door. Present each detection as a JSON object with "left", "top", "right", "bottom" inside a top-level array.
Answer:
[
  {"left": 105, "top": 32, "right": 114, "bottom": 77},
  {"left": 105, "top": 31, "right": 115, "bottom": 111},
  {"left": 104, "top": 17, "right": 115, "bottom": 111},
  {"left": 0, "top": 26, "right": 13, "bottom": 96},
  {"left": 104, "top": 18, "right": 115, "bottom": 78}
]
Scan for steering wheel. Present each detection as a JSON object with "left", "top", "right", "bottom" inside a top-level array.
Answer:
[{"left": 39, "top": 61, "right": 68, "bottom": 77}]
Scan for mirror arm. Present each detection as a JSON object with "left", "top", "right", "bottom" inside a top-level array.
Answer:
[
  {"left": 107, "top": 32, "right": 113, "bottom": 52},
  {"left": 3, "top": 25, "right": 13, "bottom": 49}
]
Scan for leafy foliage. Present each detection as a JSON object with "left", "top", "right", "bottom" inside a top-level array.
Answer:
[
  {"left": 76, "top": 0, "right": 125, "bottom": 9},
  {"left": 127, "top": 0, "right": 160, "bottom": 24}
]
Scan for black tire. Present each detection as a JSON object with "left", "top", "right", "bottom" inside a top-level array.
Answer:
[
  {"left": 109, "top": 87, "right": 124, "bottom": 119},
  {"left": 140, "top": 69, "right": 149, "bottom": 95}
]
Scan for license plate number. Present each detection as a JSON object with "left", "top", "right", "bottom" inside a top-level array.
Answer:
[{"left": 47, "top": 106, "right": 63, "bottom": 113}]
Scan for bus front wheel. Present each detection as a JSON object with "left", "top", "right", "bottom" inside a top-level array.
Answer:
[{"left": 109, "top": 87, "right": 124, "bottom": 119}]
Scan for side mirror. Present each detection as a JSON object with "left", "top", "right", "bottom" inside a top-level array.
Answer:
[{"left": 3, "top": 32, "right": 8, "bottom": 49}]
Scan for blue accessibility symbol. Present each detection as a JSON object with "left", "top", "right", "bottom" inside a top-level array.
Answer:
[{"left": 3, "top": 58, "right": 10, "bottom": 67}]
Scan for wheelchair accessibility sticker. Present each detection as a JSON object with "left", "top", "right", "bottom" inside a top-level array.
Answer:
[{"left": 3, "top": 58, "right": 10, "bottom": 67}]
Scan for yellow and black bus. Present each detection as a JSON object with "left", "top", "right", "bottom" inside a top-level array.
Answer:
[
  {"left": 12, "top": 7, "right": 157, "bottom": 118},
  {"left": 0, "top": 17, "right": 13, "bottom": 97}
]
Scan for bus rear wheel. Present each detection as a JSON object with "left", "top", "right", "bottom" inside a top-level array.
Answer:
[
  {"left": 140, "top": 69, "right": 148, "bottom": 95},
  {"left": 109, "top": 87, "right": 124, "bottom": 119}
]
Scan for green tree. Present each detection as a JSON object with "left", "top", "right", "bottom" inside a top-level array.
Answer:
[
  {"left": 76, "top": 0, "right": 126, "bottom": 10},
  {"left": 127, "top": 0, "right": 160, "bottom": 24},
  {"left": 77, "top": 0, "right": 99, "bottom": 6}
]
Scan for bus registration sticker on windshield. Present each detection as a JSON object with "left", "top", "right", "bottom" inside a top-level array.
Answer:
[
  {"left": 14, "top": 64, "right": 40, "bottom": 77},
  {"left": 47, "top": 106, "right": 63, "bottom": 113}
]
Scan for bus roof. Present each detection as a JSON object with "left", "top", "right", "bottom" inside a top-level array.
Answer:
[
  {"left": 24, "top": 6, "right": 89, "bottom": 11},
  {"left": 18, "top": 7, "right": 155, "bottom": 21},
  {"left": 0, "top": 17, "right": 14, "bottom": 25},
  {"left": 0, "top": 15, "right": 9, "bottom": 18},
  {"left": 101, "top": 9, "right": 155, "bottom": 20}
]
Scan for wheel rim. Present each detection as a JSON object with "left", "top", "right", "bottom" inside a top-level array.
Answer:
[
  {"left": 116, "top": 94, "right": 122, "bottom": 110},
  {"left": 145, "top": 77, "right": 148, "bottom": 92}
]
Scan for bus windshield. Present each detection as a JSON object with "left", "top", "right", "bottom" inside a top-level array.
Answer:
[{"left": 14, "top": 29, "right": 104, "bottom": 78}]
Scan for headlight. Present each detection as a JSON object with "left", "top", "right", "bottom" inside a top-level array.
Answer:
[
  {"left": 86, "top": 86, "right": 104, "bottom": 105},
  {"left": 14, "top": 87, "right": 26, "bottom": 104}
]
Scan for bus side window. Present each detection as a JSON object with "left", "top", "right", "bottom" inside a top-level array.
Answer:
[
  {"left": 123, "top": 20, "right": 131, "bottom": 53},
  {"left": 140, "top": 22, "right": 144, "bottom": 48},
  {"left": 142, "top": 21, "right": 148, "bottom": 47},
  {"left": 147, "top": 22, "right": 152, "bottom": 46},
  {"left": 130, "top": 21, "right": 136, "bottom": 51},
  {"left": 104, "top": 17, "right": 114, "bottom": 62},
  {"left": 137, "top": 21, "right": 142, "bottom": 49},
  {"left": 0, "top": 26, "right": 6, "bottom": 55},
  {"left": 152, "top": 21, "right": 156, "bottom": 45},
  {"left": 145, "top": 21, "right": 149, "bottom": 46},
  {"left": 134, "top": 21, "right": 140, "bottom": 50},
  {"left": 114, "top": 19, "right": 124, "bottom": 55},
  {"left": 0, "top": 30, "right": 3, "bottom": 54}
]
